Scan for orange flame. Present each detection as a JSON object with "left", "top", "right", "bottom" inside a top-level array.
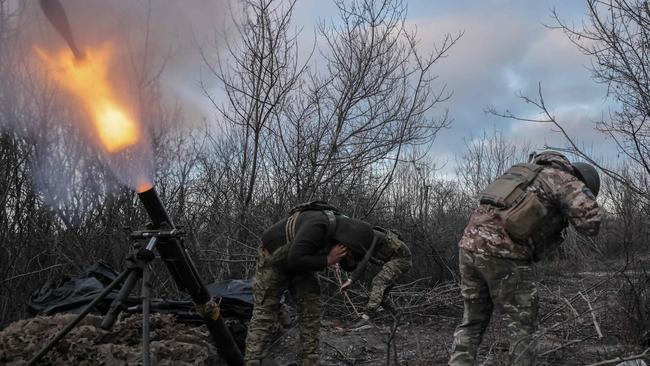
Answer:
[
  {"left": 136, "top": 182, "right": 154, "bottom": 193},
  {"left": 36, "top": 44, "right": 140, "bottom": 154}
]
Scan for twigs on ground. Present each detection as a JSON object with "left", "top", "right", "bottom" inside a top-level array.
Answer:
[
  {"left": 540, "top": 275, "right": 613, "bottom": 323},
  {"left": 322, "top": 275, "right": 461, "bottom": 321},
  {"left": 509, "top": 303, "right": 608, "bottom": 364},
  {"left": 323, "top": 341, "right": 356, "bottom": 365},
  {"left": 585, "top": 347, "right": 650, "bottom": 366},
  {"left": 333, "top": 264, "right": 361, "bottom": 318},
  {"left": 579, "top": 291, "right": 603, "bottom": 338},
  {"left": 538, "top": 335, "right": 597, "bottom": 357},
  {"left": 385, "top": 313, "right": 400, "bottom": 366},
  {"left": 0, "top": 263, "right": 65, "bottom": 285}
]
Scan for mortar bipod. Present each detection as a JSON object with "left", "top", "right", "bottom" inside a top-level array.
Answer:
[{"left": 27, "top": 235, "right": 162, "bottom": 366}]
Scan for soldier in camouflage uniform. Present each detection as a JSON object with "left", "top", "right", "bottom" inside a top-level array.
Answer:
[
  {"left": 340, "top": 227, "right": 412, "bottom": 321},
  {"left": 448, "top": 151, "right": 604, "bottom": 366},
  {"left": 245, "top": 208, "right": 375, "bottom": 366}
]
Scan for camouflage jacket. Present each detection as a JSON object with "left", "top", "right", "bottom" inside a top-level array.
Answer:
[
  {"left": 458, "top": 152, "right": 604, "bottom": 260},
  {"left": 342, "top": 229, "right": 411, "bottom": 282}
]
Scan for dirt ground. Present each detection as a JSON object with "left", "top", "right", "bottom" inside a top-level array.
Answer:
[
  {"left": 270, "top": 265, "right": 649, "bottom": 366},
  {"left": 1, "top": 264, "right": 648, "bottom": 365}
]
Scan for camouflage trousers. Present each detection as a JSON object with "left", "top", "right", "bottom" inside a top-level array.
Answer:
[
  {"left": 245, "top": 246, "right": 321, "bottom": 366},
  {"left": 367, "top": 244, "right": 412, "bottom": 315},
  {"left": 449, "top": 248, "right": 538, "bottom": 366}
]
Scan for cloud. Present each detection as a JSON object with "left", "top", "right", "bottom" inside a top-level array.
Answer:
[
  {"left": 18, "top": 0, "right": 617, "bottom": 179},
  {"left": 404, "top": 2, "right": 612, "bottom": 172}
]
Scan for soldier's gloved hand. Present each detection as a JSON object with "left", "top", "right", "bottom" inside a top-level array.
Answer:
[
  {"left": 340, "top": 279, "right": 353, "bottom": 293},
  {"left": 327, "top": 244, "right": 348, "bottom": 266}
]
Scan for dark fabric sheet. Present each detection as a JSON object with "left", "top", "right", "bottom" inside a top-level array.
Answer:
[{"left": 27, "top": 261, "right": 254, "bottom": 322}]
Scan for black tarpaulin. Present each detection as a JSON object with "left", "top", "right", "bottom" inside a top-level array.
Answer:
[{"left": 27, "top": 261, "right": 253, "bottom": 322}]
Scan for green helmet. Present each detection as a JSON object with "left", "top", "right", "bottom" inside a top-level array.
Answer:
[{"left": 571, "top": 162, "right": 600, "bottom": 197}]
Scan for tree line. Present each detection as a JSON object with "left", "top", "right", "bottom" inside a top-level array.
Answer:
[{"left": 0, "top": 0, "right": 648, "bottom": 341}]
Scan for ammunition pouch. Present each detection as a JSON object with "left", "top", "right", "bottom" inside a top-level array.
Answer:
[
  {"left": 373, "top": 226, "right": 403, "bottom": 261},
  {"left": 500, "top": 192, "right": 547, "bottom": 242},
  {"left": 480, "top": 163, "right": 547, "bottom": 242},
  {"left": 385, "top": 230, "right": 402, "bottom": 252}
]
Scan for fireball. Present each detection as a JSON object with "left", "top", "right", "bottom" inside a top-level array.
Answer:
[{"left": 36, "top": 44, "right": 140, "bottom": 154}]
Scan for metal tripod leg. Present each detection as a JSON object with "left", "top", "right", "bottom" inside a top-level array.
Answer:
[
  {"left": 27, "top": 268, "right": 132, "bottom": 366},
  {"left": 142, "top": 263, "right": 152, "bottom": 366},
  {"left": 101, "top": 237, "right": 157, "bottom": 330},
  {"left": 101, "top": 264, "right": 141, "bottom": 330}
]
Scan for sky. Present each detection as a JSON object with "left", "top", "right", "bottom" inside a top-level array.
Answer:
[
  {"left": 25, "top": 0, "right": 618, "bottom": 175},
  {"left": 397, "top": 1, "right": 616, "bottom": 173},
  {"left": 195, "top": 0, "right": 615, "bottom": 174}
]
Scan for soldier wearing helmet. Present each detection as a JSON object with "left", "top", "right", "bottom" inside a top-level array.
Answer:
[
  {"left": 339, "top": 227, "right": 413, "bottom": 325},
  {"left": 448, "top": 151, "right": 603, "bottom": 366},
  {"left": 245, "top": 202, "right": 375, "bottom": 366}
]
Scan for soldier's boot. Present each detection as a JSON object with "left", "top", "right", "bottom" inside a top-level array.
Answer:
[
  {"left": 247, "top": 358, "right": 281, "bottom": 366},
  {"left": 261, "top": 359, "right": 281, "bottom": 366},
  {"left": 381, "top": 298, "right": 398, "bottom": 315},
  {"left": 448, "top": 298, "right": 492, "bottom": 366},
  {"left": 349, "top": 313, "right": 373, "bottom": 330},
  {"left": 507, "top": 329, "right": 536, "bottom": 366},
  {"left": 499, "top": 264, "right": 538, "bottom": 366},
  {"left": 301, "top": 354, "right": 319, "bottom": 366}
]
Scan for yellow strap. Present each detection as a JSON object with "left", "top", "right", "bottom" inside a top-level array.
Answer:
[
  {"left": 285, "top": 211, "right": 300, "bottom": 242},
  {"left": 195, "top": 298, "right": 221, "bottom": 320}
]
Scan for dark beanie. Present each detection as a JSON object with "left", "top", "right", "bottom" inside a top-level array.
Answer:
[{"left": 333, "top": 217, "right": 374, "bottom": 250}]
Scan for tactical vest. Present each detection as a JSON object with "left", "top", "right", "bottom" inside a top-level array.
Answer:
[
  {"left": 479, "top": 163, "right": 548, "bottom": 242},
  {"left": 286, "top": 201, "right": 338, "bottom": 240},
  {"left": 270, "top": 201, "right": 339, "bottom": 265},
  {"left": 373, "top": 226, "right": 403, "bottom": 261}
]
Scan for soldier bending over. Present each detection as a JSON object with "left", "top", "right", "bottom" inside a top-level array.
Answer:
[
  {"left": 448, "top": 151, "right": 603, "bottom": 366},
  {"left": 340, "top": 227, "right": 412, "bottom": 324},
  {"left": 245, "top": 202, "right": 375, "bottom": 366}
]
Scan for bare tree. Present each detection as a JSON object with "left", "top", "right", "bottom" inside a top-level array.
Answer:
[
  {"left": 455, "top": 127, "right": 531, "bottom": 198},
  {"left": 268, "top": 0, "right": 461, "bottom": 216},
  {"left": 494, "top": 1, "right": 650, "bottom": 203},
  {"left": 201, "top": 0, "right": 304, "bottom": 208},
  {"left": 200, "top": 0, "right": 306, "bottom": 266}
]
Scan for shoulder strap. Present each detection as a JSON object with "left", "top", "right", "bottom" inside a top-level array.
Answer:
[
  {"left": 289, "top": 200, "right": 340, "bottom": 215},
  {"left": 285, "top": 211, "right": 300, "bottom": 242},
  {"left": 284, "top": 209, "right": 337, "bottom": 241},
  {"left": 323, "top": 210, "right": 337, "bottom": 238},
  {"left": 349, "top": 233, "right": 379, "bottom": 283},
  {"left": 373, "top": 226, "right": 402, "bottom": 240}
]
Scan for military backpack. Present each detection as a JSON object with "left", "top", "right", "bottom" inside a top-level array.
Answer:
[{"left": 479, "top": 163, "right": 548, "bottom": 242}]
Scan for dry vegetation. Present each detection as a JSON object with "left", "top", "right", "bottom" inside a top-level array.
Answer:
[{"left": 0, "top": 0, "right": 649, "bottom": 365}]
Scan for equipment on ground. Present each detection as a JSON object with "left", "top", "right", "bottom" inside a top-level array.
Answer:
[{"left": 27, "top": 187, "right": 245, "bottom": 366}]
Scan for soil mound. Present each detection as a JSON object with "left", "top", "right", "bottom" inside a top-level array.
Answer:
[{"left": 0, "top": 313, "right": 218, "bottom": 365}]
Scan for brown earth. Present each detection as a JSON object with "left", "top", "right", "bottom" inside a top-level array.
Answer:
[{"left": 0, "top": 313, "right": 221, "bottom": 365}]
